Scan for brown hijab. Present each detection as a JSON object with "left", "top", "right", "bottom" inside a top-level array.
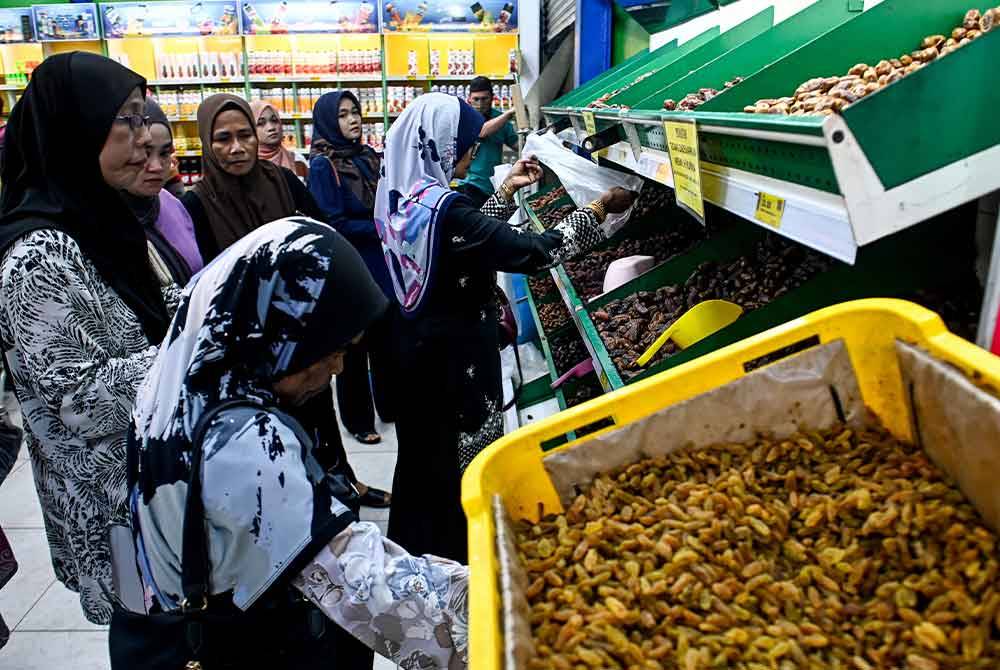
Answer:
[{"left": 193, "top": 94, "right": 295, "bottom": 251}]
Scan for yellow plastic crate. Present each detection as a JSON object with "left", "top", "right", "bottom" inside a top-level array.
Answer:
[{"left": 461, "top": 299, "right": 1000, "bottom": 670}]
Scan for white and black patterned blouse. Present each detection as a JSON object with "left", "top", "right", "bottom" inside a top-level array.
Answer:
[{"left": 0, "top": 229, "right": 179, "bottom": 624}]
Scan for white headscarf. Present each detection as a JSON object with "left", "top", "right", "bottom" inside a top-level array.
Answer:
[{"left": 374, "top": 93, "right": 484, "bottom": 315}]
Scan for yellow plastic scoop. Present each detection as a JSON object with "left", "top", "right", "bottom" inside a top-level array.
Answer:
[{"left": 634, "top": 299, "right": 744, "bottom": 367}]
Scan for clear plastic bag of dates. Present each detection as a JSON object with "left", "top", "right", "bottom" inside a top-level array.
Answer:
[{"left": 523, "top": 131, "right": 643, "bottom": 238}]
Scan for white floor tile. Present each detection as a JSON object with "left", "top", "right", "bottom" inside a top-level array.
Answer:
[
  {"left": 0, "top": 529, "right": 56, "bottom": 632},
  {"left": 1, "top": 631, "right": 110, "bottom": 670},
  {"left": 17, "top": 581, "right": 103, "bottom": 632},
  {"left": 347, "top": 452, "right": 396, "bottom": 494},
  {"left": 373, "top": 654, "right": 398, "bottom": 670},
  {"left": 0, "top": 464, "right": 44, "bottom": 530}
]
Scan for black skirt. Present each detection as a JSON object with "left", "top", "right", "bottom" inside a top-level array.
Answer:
[{"left": 387, "top": 310, "right": 502, "bottom": 563}]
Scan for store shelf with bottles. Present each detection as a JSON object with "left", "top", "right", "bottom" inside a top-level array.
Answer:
[
  {"left": 0, "top": 7, "right": 41, "bottom": 95},
  {"left": 544, "top": 0, "right": 1000, "bottom": 267}
]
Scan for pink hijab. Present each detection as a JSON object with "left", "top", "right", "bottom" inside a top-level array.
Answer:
[{"left": 249, "top": 100, "right": 297, "bottom": 172}]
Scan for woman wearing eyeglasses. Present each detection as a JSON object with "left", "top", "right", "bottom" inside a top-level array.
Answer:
[{"left": 0, "top": 52, "right": 176, "bottom": 624}]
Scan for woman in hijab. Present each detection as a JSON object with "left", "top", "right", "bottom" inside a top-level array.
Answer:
[
  {"left": 250, "top": 98, "right": 305, "bottom": 177},
  {"left": 0, "top": 52, "right": 173, "bottom": 624},
  {"left": 378, "top": 93, "right": 635, "bottom": 562},
  {"left": 182, "top": 93, "right": 322, "bottom": 263},
  {"left": 116, "top": 218, "right": 468, "bottom": 670},
  {"left": 123, "top": 97, "right": 204, "bottom": 286},
  {"left": 183, "top": 92, "right": 390, "bottom": 508},
  {"left": 309, "top": 90, "right": 397, "bottom": 445}
]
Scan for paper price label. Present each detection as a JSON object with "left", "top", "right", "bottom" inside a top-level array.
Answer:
[
  {"left": 754, "top": 192, "right": 786, "bottom": 229},
  {"left": 663, "top": 120, "right": 705, "bottom": 223}
]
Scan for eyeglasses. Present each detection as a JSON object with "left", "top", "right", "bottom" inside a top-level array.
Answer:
[
  {"left": 115, "top": 114, "right": 151, "bottom": 132},
  {"left": 471, "top": 142, "right": 482, "bottom": 159}
]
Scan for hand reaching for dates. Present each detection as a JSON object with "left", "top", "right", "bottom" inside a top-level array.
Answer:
[
  {"left": 503, "top": 156, "right": 543, "bottom": 191},
  {"left": 600, "top": 187, "right": 638, "bottom": 214}
]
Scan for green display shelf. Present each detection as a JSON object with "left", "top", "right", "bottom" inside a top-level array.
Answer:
[
  {"left": 574, "top": 211, "right": 972, "bottom": 390},
  {"left": 631, "top": 0, "right": 862, "bottom": 112},
  {"left": 540, "top": 0, "right": 1000, "bottom": 266},
  {"left": 596, "top": 7, "right": 773, "bottom": 110},
  {"left": 523, "top": 274, "right": 574, "bottom": 447},
  {"left": 551, "top": 27, "right": 718, "bottom": 110}
]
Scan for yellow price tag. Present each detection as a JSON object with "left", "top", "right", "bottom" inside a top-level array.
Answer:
[
  {"left": 754, "top": 191, "right": 786, "bottom": 229},
  {"left": 663, "top": 120, "right": 705, "bottom": 223},
  {"left": 581, "top": 111, "right": 600, "bottom": 163},
  {"left": 655, "top": 160, "right": 671, "bottom": 184}
]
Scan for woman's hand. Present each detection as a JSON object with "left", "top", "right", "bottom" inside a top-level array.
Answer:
[
  {"left": 503, "top": 156, "right": 543, "bottom": 192},
  {"left": 600, "top": 187, "right": 638, "bottom": 214}
]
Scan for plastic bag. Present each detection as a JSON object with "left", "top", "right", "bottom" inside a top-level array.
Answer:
[{"left": 522, "top": 131, "right": 644, "bottom": 237}]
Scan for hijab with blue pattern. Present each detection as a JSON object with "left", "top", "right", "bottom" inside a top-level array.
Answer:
[{"left": 374, "top": 93, "right": 484, "bottom": 316}]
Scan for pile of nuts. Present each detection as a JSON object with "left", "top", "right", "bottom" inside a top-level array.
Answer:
[
  {"left": 538, "top": 300, "right": 573, "bottom": 333},
  {"left": 745, "top": 8, "right": 998, "bottom": 115},
  {"left": 530, "top": 187, "right": 568, "bottom": 212},
  {"left": 664, "top": 77, "right": 743, "bottom": 111},
  {"left": 515, "top": 422, "right": 1000, "bottom": 670},
  {"left": 564, "top": 221, "right": 707, "bottom": 302},
  {"left": 630, "top": 181, "right": 677, "bottom": 221},
  {"left": 529, "top": 273, "right": 557, "bottom": 300},
  {"left": 539, "top": 205, "right": 579, "bottom": 231},
  {"left": 550, "top": 329, "right": 590, "bottom": 376},
  {"left": 593, "top": 237, "right": 833, "bottom": 375},
  {"left": 563, "top": 373, "right": 604, "bottom": 408},
  {"left": 587, "top": 72, "right": 655, "bottom": 109}
]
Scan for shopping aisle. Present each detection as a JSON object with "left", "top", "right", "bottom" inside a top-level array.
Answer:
[{"left": 0, "top": 397, "right": 400, "bottom": 670}]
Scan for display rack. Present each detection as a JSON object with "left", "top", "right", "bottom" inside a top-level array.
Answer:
[
  {"left": 0, "top": 0, "right": 521, "bottom": 156},
  {"left": 541, "top": 0, "right": 1000, "bottom": 267}
]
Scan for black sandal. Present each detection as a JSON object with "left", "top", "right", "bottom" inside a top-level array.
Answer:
[
  {"left": 359, "top": 486, "right": 391, "bottom": 509},
  {"left": 353, "top": 432, "right": 381, "bottom": 445}
]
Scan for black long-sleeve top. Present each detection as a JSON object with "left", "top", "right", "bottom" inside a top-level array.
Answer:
[
  {"left": 418, "top": 191, "right": 604, "bottom": 321},
  {"left": 182, "top": 167, "right": 327, "bottom": 263}
]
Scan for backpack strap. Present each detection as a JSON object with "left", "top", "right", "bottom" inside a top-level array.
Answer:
[{"left": 181, "top": 399, "right": 267, "bottom": 611}]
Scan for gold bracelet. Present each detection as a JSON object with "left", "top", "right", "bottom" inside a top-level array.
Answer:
[
  {"left": 499, "top": 181, "right": 516, "bottom": 203},
  {"left": 585, "top": 199, "right": 607, "bottom": 223}
]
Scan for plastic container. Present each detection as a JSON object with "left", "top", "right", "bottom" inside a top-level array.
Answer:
[{"left": 461, "top": 299, "right": 1000, "bottom": 670}]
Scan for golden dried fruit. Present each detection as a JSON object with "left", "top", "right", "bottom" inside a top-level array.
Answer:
[
  {"left": 920, "top": 34, "right": 946, "bottom": 48},
  {"left": 515, "top": 423, "right": 1000, "bottom": 669},
  {"left": 965, "top": 8, "right": 982, "bottom": 30}
]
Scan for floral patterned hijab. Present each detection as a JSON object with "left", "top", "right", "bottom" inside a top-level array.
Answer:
[{"left": 374, "top": 93, "right": 483, "bottom": 316}]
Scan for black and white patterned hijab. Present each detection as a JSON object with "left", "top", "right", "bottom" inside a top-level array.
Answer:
[
  {"left": 128, "top": 217, "right": 388, "bottom": 609},
  {"left": 132, "top": 217, "right": 387, "bottom": 457}
]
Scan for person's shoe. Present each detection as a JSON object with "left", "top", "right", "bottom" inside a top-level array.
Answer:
[
  {"left": 358, "top": 486, "right": 391, "bottom": 508},
  {"left": 353, "top": 432, "right": 381, "bottom": 445}
]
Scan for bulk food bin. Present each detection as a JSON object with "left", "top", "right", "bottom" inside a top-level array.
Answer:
[{"left": 461, "top": 299, "right": 1000, "bottom": 669}]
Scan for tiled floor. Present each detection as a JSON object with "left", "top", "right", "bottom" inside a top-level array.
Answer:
[{"left": 0, "top": 394, "right": 400, "bottom": 669}]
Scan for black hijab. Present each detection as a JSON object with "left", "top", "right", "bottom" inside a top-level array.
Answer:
[
  {"left": 0, "top": 52, "right": 169, "bottom": 344},
  {"left": 311, "top": 90, "right": 380, "bottom": 210}
]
